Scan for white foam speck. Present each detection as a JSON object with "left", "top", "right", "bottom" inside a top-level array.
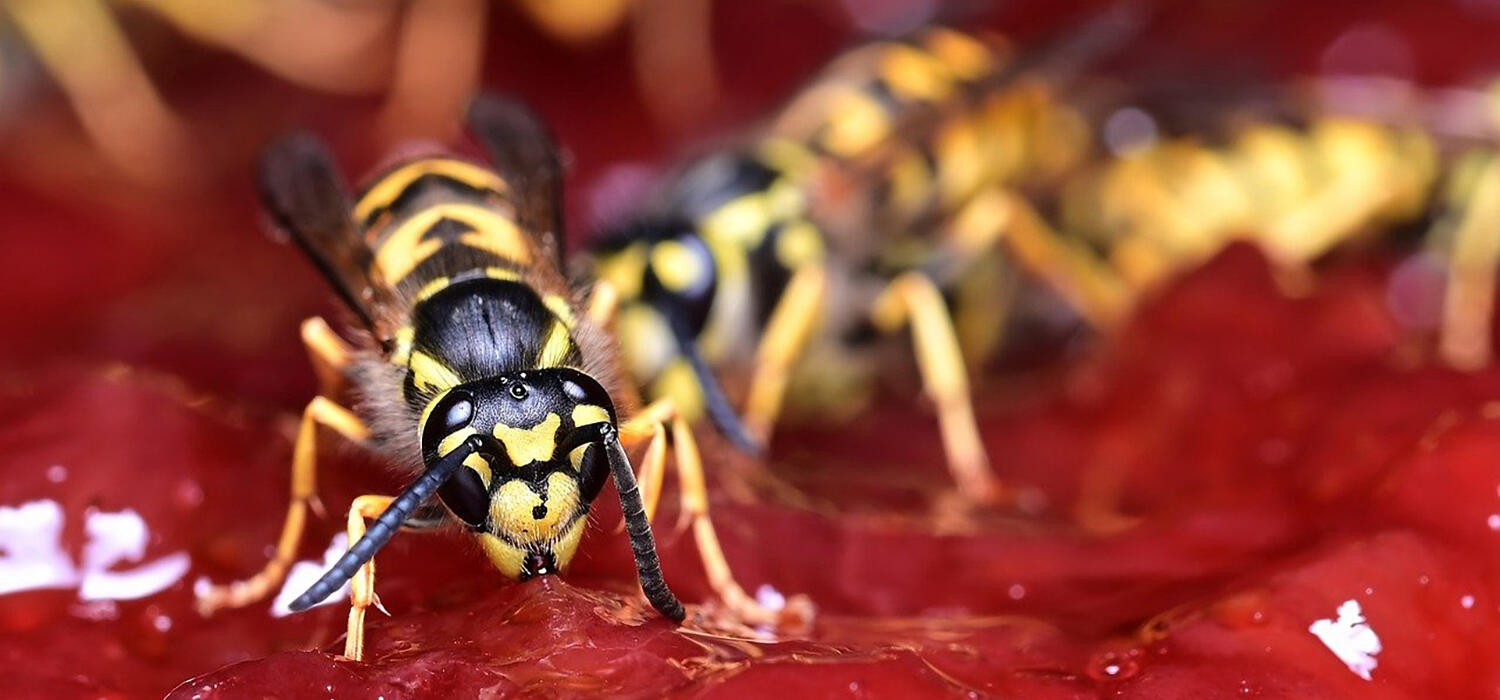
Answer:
[
  {"left": 0, "top": 500, "right": 79, "bottom": 595},
  {"left": 77, "top": 508, "right": 190, "bottom": 601},
  {"left": 1309, "top": 599, "right": 1382, "bottom": 681},
  {"left": 1, "top": 501, "right": 189, "bottom": 601},
  {"left": 1462, "top": 595, "right": 1476, "bottom": 609},
  {"left": 270, "top": 533, "right": 351, "bottom": 617}
]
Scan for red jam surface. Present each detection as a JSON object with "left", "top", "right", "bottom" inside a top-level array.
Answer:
[
  {"left": 5, "top": 2, "right": 1500, "bottom": 698},
  {"left": 4, "top": 245, "right": 1499, "bottom": 699}
]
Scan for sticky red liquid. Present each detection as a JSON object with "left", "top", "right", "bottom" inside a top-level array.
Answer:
[{"left": 5, "top": 2, "right": 1500, "bottom": 698}]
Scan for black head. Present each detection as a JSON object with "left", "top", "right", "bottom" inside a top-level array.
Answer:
[{"left": 418, "top": 367, "right": 617, "bottom": 578}]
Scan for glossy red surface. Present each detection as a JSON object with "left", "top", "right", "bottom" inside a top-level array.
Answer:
[
  {"left": 6, "top": 2, "right": 1500, "bottom": 698},
  {"left": 3, "top": 245, "right": 1499, "bottom": 698}
]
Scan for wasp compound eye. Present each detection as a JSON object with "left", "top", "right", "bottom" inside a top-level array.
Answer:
[
  {"left": 421, "top": 390, "right": 475, "bottom": 461},
  {"left": 442, "top": 394, "right": 473, "bottom": 431},
  {"left": 438, "top": 456, "right": 491, "bottom": 529}
]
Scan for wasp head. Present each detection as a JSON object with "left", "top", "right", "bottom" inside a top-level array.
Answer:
[{"left": 418, "top": 368, "right": 616, "bottom": 579}]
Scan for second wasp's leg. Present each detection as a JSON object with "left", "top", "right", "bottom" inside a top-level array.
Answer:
[
  {"left": 742, "top": 265, "right": 828, "bottom": 444},
  {"left": 951, "top": 188, "right": 1132, "bottom": 331},
  {"left": 196, "top": 396, "right": 369, "bottom": 615},
  {"left": 869, "top": 272, "right": 1000, "bottom": 504},
  {"left": 1439, "top": 157, "right": 1500, "bottom": 371},
  {"left": 343, "top": 494, "right": 395, "bottom": 661},
  {"left": 620, "top": 400, "right": 798, "bottom": 626},
  {"left": 586, "top": 280, "right": 621, "bottom": 329}
]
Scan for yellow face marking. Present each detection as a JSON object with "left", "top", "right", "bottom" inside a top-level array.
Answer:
[
  {"left": 775, "top": 220, "right": 825, "bottom": 270},
  {"left": 374, "top": 203, "right": 533, "bottom": 286},
  {"left": 415, "top": 276, "right": 451, "bottom": 303},
  {"left": 390, "top": 325, "right": 415, "bottom": 366},
  {"left": 821, "top": 88, "right": 893, "bottom": 157},
  {"left": 650, "top": 240, "right": 707, "bottom": 293},
  {"left": 418, "top": 387, "right": 450, "bottom": 432},
  {"left": 489, "top": 472, "right": 581, "bottom": 543},
  {"left": 571, "top": 403, "right": 610, "bottom": 428},
  {"left": 354, "top": 159, "right": 508, "bottom": 224},
  {"left": 880, "top": 45, "right": 954, "bottom": 103},
  {"left": 476, "top": 514, "right": 586, "bottom": 578},
  {"left": 476, "top": 534, "right": 527, "bottom": 579},
  {"left": 410, "top": 350, "right": 463, "bottom": 393},
  {"left": 492, "top": 413, "right": 560, "bottom": 465},
  {"left": 463, "top": 452, "right": 493, "bottom": 486},
  {"left": 923, "top": 28, "right": 1000, "bottom": 81},
  {"left": 536, "top": 321, "right": 576, "bottom": 367},
  {"left": 438, "top": 426, "right": 479, "bottom": 457},
  {"left": 701, "top": 192, "right": 774, "bottom": 248},
  {"left": 594, "top": 243, "right": 647, "bottom": 301}
]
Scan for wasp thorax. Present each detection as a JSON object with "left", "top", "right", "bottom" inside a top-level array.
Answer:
[{"left": 416, "top": 368, "right": 617, "bottom": 579}]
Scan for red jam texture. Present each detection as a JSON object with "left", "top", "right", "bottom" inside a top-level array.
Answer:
[{"left": 6, "top": 1, "right": 1500, "bottom": 698}]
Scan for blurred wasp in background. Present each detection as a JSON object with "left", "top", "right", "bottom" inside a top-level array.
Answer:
[
  {"left": 192, "top": 94, "right": 811, "bottom": 659},
  {"left": 1056, "top": 77, "right": 1500, "bottom": 371},
  {"left": 581, "top": 8, "right": 1140, "bottom": 511}
]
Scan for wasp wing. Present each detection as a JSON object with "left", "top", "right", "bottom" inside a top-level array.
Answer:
[
  {"left": 259, "top": 131, "right": 394, "bottom": 333},
  {"left": 465, "top": 94, "right": 566, "bottom": 268}
]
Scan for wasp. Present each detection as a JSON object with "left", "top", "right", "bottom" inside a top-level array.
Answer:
[
  {"left": 583, "top": 10, "right": 1139, "bottom": 508},
  {"left": 190, "top": 96, "right": 758, "bottom": 660},
  {"left": 1055, "top": 78, "right": 1500, "bottom": 372}
]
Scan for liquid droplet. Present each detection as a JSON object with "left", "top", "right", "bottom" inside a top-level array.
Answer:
[{"left": 1086, "top": 648, "right": 1142, "bottom": 682}]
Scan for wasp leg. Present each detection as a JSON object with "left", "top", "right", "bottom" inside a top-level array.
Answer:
[
  {"left": 868, "top": 272, "right": 1000, "bottom": 504},
  {"left": 620, "top": 399, "right": 796, "bottom": 625},
  {"left": 5, "top": 0, "right": 190, "bottom": 187},
  {"left": 952, "top": 188, "right": 1132, "bottom": 331},
  {"left": 586, "top": 280, "right": 622, "bottom": 329},
  {"left": 1439, "top": 156, "right": 1500, "bottom": 371},
  {"left": 376, "top": 0, "right": 486, "bottom": 144},
  {"left": 742, "top": 264, "right": 828, "bottom": 444},
  {"left": 196, "top": 395, "right": 369, "bottom": 615},
  {"left": 302, "top": 316, "right": 353, "bottom": 397},
  {"left": 342, "top": 494, "right": 395, "bottom": 661}
]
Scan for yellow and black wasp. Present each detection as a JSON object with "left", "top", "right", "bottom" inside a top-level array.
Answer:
[
  {"left": 192, "top": 95, "right": 717, "bottom": 660},
  {"left": 1055, "top": 76, "right": 1500, "bottom": 373},
  {"left": 583, "top": 9, "right": 1139, "bottom": 508}
]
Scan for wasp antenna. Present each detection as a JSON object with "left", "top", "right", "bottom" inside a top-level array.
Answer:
[
  {"left": 288, "top": 436, "right": 483, "bottom": 612},
  {"left": 599, "top": 424, "right": 686, "bottom": 623},
  {"left": 666, "top": 313, "right": 765, "bottom": 456}
]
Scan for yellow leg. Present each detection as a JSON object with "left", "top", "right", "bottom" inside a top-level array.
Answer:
[
  {"left": 301, "top": 316, "right": 353, "bottom": 396},
  {"left": 742, "top": 265, "right": 827, "bottom": 443},
  {"left": 375, "top": 0, "right": 487, "bottom": 144},
  {"left": 196, "top": 395, "right": 369, "bottom": 615},
  {"left": 5, "top": 0, "right": 192, "bottom": 188},
  {"left": 1439, "top": 156, "right": 1500, "bottom": 371},
  {"left": 343, "top": 494, "right": 395, "bottom": 661},
  {"left": 951, "top": 188, "right": 1132, "bottom": 330},
  {"left": 621, "top": 399, "right": 790, "bottom": 625},
  {"left": 870, "top": 272, "right": 1000, "bottom": 504},
  {"left": 587, "top": 280, "right": 622, "bottom": 329}
]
